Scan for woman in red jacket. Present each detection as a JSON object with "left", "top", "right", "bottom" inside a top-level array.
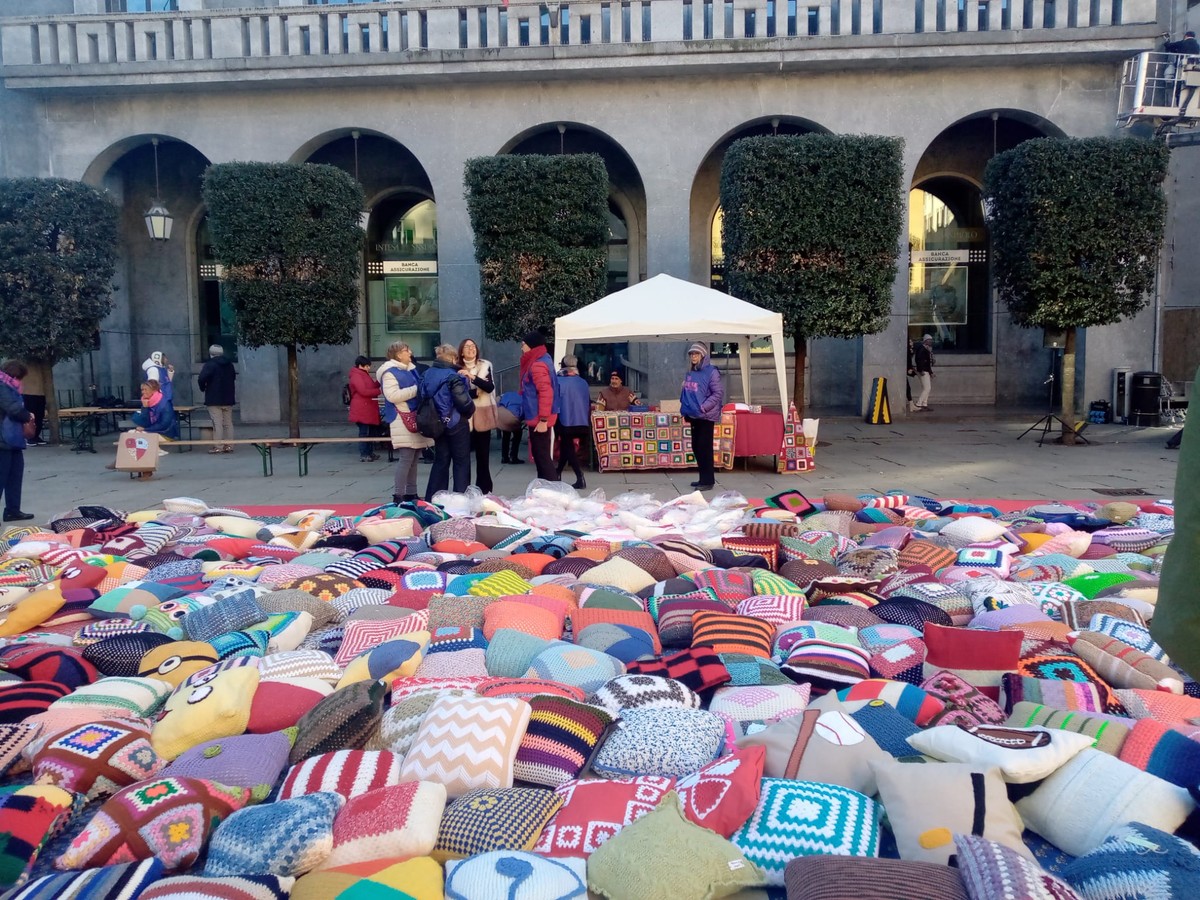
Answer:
[{"left": 348, "top": 355, "right": 382, "bottom": 462}]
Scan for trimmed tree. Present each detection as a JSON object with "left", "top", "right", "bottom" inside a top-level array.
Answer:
[
  {"left": 0, "top": 178, "right": 119, "bottom": 444},
  {"left": 984, "top": 136, "right": 1169, "bottom": 442},
  {"left": 203, "top": 162, "right": 364, "bottom": 437},
  {"left": 464, "top": 154, "right": 609, "bottom": 341},
  {"left": 720, "top": 134, "right": 905, "bottom": 413}
]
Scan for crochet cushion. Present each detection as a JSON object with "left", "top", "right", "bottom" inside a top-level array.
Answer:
[
  {"left": 0, "top": 681, "right": 71, "bottom": 724},
  {"left": 290, "top": 856, "right": 443, "bottom": 898},
  {"left": 523, "top": 641, "right": 624, "bottom": 694},
  {"left": 954, "top": 834, "right": 1082, "bottom": 900},
  {"left": 905, "top": 723, "right": 1095, "bottom": 783},
  {"left": 718, "top": 653, "right": 792, "bottom": 686},
  {"left": 1015, "top": 747, "right": 1197, "bottom": 856},
  {"left": 783, "top": 856, "right": 969, "bottom": 900},
  {"left": 139, "top": 874, "right": 296, "bottom": 900},
  {"left": 512, "top": 696, "right": 613, "bottom": 788},
  {"left": 590, "top": 674, "right": 701, "bottom": 716},
  {"left": 574, "top": 623, "right": 658, "bottom": 663},
  {"left": 151, "top": 665, "right": 260, "bottom": 761},
  {"left": 1067, "top": 630, "right": 1184, "bottom": 693},
  {"left": 655, "top": 596, "right": 730, "bottom": 646},
  {"left": 690, "top": 610, "right": 774, "bottom": 658},
  {"left": 922, "top": 623, "right": 1021, "bottom": 702},
  {"left": 1014, "top": 654, "right": 1125, "bottom": 715},
  {"left": 707, "top": 683, "right": 812, "bottom": 733},
  {"left": 836, "top": 679, "right": 944, "bottom": 726},
  {"left": 333, "top": 618, "right": 427, "bottom": 668},
  {"left": 921, "top": 670, "right": 1008, "bottom": 727},
  {"left": 205, "top": 791, "right": 344, "bottom": 877},
  {"left": 162, "top": 730, "right": 292, "bottom": 792},
  {"left": 1005, "top": 701, "right": 1131, "bottom": 756},
  {"left": 1000, "top": 673, "right": 1107, "bottom": 716},
  {"left": 870, "top": 761, "right": 1029, "bottom": 866},
  {"left": 136, "top": 640, "right": 220, "bottom": 688},
  {"left": 80, "top": 632, "right": 173, "bottom": 678},
  {"left": 1118, "top": 717, "right": 1200, "bottom": 786},
  {"left": 279, "top": 750, "right": 402, "bottom": 801},
  {"left": 481, "top": 601, "right": 563, "bottom": 642},
  {"left": 0, "top": 645, "right": 99, "bottom": 690},
  {"left": 779, "top": 638, "right": 872, "bottom": 691},
  {"left": 675, "top": 744, "right": 765, "bottom": 838},
  {"left": 533, "top": 774, "right": 674, "bottom": 857},
  {"left": 289, "top": 678, "right": 388, "bottom": 764},
  {"left": 569, "top": 607, "right": 660, "bottom": 653},
  {"left": 444, "top": 851, "right": 587, "bottom": 900},
  {"left": 245, "top": 678, "right": 332, "bottom": 733},
  {"left": 1060, "top": 822, "right": 1200, "bottom": 900},
  {"left": 323, "top": 780, "right": 447, "bottom": 868},
  {"left": 7, "top": 859, "right": 165, "bottom": 900},
  {"left": 433, "top": 787, "right": 565, "bottom": 862},
  {"left": 0, "top": 723, "right": 40, "bottom": 777},
  {"left": 588, "top": 791, "right": 763, "bottom": 900},
  {"left": 400, "top": 694, "right": 532, "bottom": 797},
  {"left": 49, "top": 675, "right": 172, "bottom": 718},
  {"left": 32, "top": 718, "right": 165, "bottom": 800},
  {"left": 337, "top": 636, "right": 429, "bottom": 687},
  {"left": 0, "top": 785, "right": 78, "bottom": 890},
  {"left": 731, "top": 777, "right": 881, "bottom": 886},
  {"left": 55, "top": 776, "right": 251, "bottom": 871},
  {"left": 591, "top": 706, "right": 725, "bottom": 779}
]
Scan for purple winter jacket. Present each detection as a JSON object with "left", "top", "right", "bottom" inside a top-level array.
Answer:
[{"left": 680, "top": 346, "right": 724, "bottom": 422}]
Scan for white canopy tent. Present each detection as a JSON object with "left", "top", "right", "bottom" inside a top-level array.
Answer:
[{"left": 553, "top": 273, "right": 789, "bottom": 409}]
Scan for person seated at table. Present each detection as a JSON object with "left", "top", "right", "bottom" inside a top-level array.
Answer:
[
  {"left": 131, "top": 379, "right": 179, "bottom": 448},
  {"left": 595, "top": 371, "right": 638, "bottom": 411}
]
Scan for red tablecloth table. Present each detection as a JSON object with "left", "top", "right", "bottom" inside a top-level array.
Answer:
[{"left": 731, "top": 409, "right": 785, "bottom": 459}]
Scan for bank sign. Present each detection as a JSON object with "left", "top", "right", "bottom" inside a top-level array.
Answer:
[
  {"left": 911, "top": 250, "right": 970, "bottom": 264},
  {"left": 382, "top": 260, "right": 438, "bottom": 274}
]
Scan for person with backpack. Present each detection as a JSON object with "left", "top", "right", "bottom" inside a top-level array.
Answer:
[
  {"left": 347, "top": 355, "right": 382, "bottom": 462},
  {"left": 518, "top": 331, "right": 560, "bottom": 482},
  {"left": 377, "top": 341, "right": 432, "bottom": 504},
  {"left": 421, "top": 343, "right": 475, "bottom": 500}
]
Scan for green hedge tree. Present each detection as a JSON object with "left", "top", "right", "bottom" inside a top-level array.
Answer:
[
  {"left": 465, "top": 154, "right": 609, "bottom": 341},
  {"left": 203, "top": 162, "right": 364, "bottom": 437},
  {"left": 984, "top": 137, "right": 1169, "bottom": 442},
  {"left": 720, "top": 134, "right": 905, "bottom": 412},
  {"left": 0, "top": 178, "right": 119, "bottom": 444}
]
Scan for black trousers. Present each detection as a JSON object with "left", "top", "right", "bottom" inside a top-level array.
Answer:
[
  {"left": 0, "top": 448, "right": 25, "bottom": 514},
  {"left": 425, "top": 420, "right": 471, "bottom": 500},
  {"left": 501, "top": 426, "right": 523, "bottom": 461},
  {"left": 688, "top": 417, "right": 716, "bottom": 485},
  {"left": 555, "top": 424, "right": 590, "bottom": 480},
  {"left": 470, "top": 427, "right": 493, "bottom": 493},
  {"left": 528, "top": 427, "right": 559, "bottom": 482}
]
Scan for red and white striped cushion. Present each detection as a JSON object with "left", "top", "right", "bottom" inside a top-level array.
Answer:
[{"left": 278, "top": 749, "right": 401, "bottom": 801}]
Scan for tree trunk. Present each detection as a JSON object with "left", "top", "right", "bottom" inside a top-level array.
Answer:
[
  {"left": 792, "top": 333, "right": 808, "bottom": 417},
  {"left": 287, "top": 343, "right": 300, "bottom": 438},
  {"left": 41, "top": 361, "right": 60, "bottom": 445},
  {"left": 1060, "top": 326, "right": 1078, "bottom": 446}
]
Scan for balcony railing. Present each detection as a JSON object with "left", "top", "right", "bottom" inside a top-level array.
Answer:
[{"left": 0, "top": 0, "right": 1160, "bottom": 70}]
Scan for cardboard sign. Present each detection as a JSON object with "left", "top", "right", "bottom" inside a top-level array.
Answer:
[{"left": 114, "top": 430, "right": 160, "bottom": 472}]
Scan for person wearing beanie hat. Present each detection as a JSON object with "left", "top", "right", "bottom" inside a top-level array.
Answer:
[
  {"left": 519, "top": 330, "right": 561, "bottom": 482},
  {"left": 141, "top": 350, "right": 174, "bottom": 404},
  {"left": 680, "top": 341, "right": 723, "bottom": 491},
  {"left": 597, "top": 370, "right": 638, "bottom": 412},
  {"left": 197, "top": 343, "right": 237, "bottom": 453},
  {"left": 555, "top": 355, "right": 591, "bottom": 490},
  {"left": 913, "top": 334, "right": 935, "bottom": 412}
]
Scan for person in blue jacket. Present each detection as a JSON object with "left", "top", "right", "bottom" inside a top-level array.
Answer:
[
  {"left": 680, "top": 341, "right": 723, "bottom": 491},
  {"left": 497, "top": 390, "right": 525, "bottom": 464},
  {"left": 421, "top": 343, "right": 475, "bottom": 501},
  {"left": 0, "top": 360, "right": 36, "bottom": 521},
  {"left": 132, "top": 378, "right": 180, "bottom": 442},
  {"left": 555, "top": 355, "right": 592, "bottom": 490}
]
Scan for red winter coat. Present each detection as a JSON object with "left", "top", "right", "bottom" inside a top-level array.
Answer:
[{"left": 348, "top": 366, "right": 382, "bottom": 425}]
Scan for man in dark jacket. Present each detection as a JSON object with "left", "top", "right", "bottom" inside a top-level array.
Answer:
[
  {"left": 421, "top": 343, "right": 475, "bottom": 500},
  {"left": 196, "top": 344, "right": 236, "bottom": 453},
  {"left": 555, "top": 355, "right": 592, "bottom": 490},
  {"left": 680, "top": 341, "right": 724, "bottom": 491},
  {"left": 518, "top": 330, "right": 561, "bottom": 482},
  {"left": 1165, "top": 30, "right": 1200, "bottom": 54}
]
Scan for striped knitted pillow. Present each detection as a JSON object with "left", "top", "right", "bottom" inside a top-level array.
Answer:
[
  {"left": 690, "top": 611, "right": 774, "bottom": 659},
  {"left": 279, "top": 749, "right": 402, "bottom": 801},
  {"left": 512, "top": 696, "right": 613, "bottom": 787}
]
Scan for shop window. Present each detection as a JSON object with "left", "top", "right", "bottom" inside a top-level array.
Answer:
[
  {"left": 366, "top": 197, "right": 440, "bottom": 361},
  {"left": 196, "top": 217, "right": 238, "bottom": 361}
]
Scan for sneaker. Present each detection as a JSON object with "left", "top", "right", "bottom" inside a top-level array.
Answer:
[{"left": 26, "top": 439, "right": 46, "bottom": 447}]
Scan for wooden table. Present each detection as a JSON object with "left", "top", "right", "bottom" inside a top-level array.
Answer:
[{"left": 60, "top": 406, "right": 196, "bottom": 453}]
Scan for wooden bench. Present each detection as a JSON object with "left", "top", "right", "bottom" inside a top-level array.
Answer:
[{"left": 166, "top": 436, "right": 394, "bottom": 476}]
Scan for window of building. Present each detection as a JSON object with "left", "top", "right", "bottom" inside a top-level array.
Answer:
[
  {"left": 581, "top": 13, "right": 592, "bottom": 43},
  {"left": 607, "top": 202, "right": 629, "bottom": 295},
  {"left": 908, "top": 181, "right": 990, "bottom": 353},
  {"left": 683, "top": 0, "right": 693, "bottom": 39},
  {"left": 196, "top": 217, "right": 238, "bottom": 362},
  {"left": 106, "top": 1, "right": 177, "bottom": 11},
  {"left": 366, "top": 198, "right": 440, "bottom": 361}
]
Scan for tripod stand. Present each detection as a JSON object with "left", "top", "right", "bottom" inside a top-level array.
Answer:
[{"left": 1017, "top": 351, "right": 1091, "bottom": 447}]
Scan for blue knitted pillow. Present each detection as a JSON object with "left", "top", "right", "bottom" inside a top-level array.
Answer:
[
  {"left": 1061, "top": 822, "right": 1200, "bottom": 899},
  {"left": 204, "top": 792, "right": 344, "bottom": 878}
]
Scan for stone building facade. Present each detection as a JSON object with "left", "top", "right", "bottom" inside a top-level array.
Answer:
[{"left": 1, "top": 0, "right": 1196, "bottom": 421}]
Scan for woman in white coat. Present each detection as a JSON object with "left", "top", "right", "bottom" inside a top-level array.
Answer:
[{"left": 377, "top": 341, "right": 433, "bottom": 504}]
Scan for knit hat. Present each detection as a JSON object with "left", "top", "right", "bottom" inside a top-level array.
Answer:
[
  {"left": 561, "top": 355, "right": 578, "bottom": 369},
  {"left": 688, "top": 342, "right": 707, "bottom": 355},
  {"left": 521, "top": 331, "right": 546, "bottom": 349}
]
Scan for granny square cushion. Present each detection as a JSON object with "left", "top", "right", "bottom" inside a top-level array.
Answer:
[
  {"left": 533, "top": 775, "right": 675, "bottom": 858},
  {"left": 1060, "top": 822, "right": 1200, "bottom": 899},
  {"left": 870, "top": 760, "right": 1030, "bottom": 865},
  {"left": 731, "top": 777, "right": 881, "bottom": 886},
  {"left": 905, "top": 724, "right": 1096, "bottom": 783},
  {"left": 1015, "top": 747, "right": 1197, "bottom": 857},
  {"left": 675, "top": 745, "right": 765, "bottom": 838},
  {"left": 590, "top": 707, "right": 725, "bottom": 779},
  {"left": 444, "top": 851, "right": 587, "bottom": 900},
  {"left": 400, "top": 694, "right": 532, "bottom": 797},
  {"left": 55, "top": 776, "right": 252, "bottom": 871},
  {"left": 151, "top": 664, "right": 260, "bottom": 761},
  {"left": 783, "top": 856, "right": 969, "bottom": 900},
  {"left": 162, "top": 730, "right": 292, "bottom": 792},
  {"left": 0, "top": 785, "right": 77, "bottom": 890},
  {"left": 589, "top": 674, "right": 701, "bottom": 716},
  {"left": 32, "top": 718, "right": 165, "bottom": 800},
  {"left": 954, "top": 834, "right": 1082, "bottom": 900},
  {"left": 512, "top": 696, "right": 613, "bottom": 788},
  {"left": 322, "top": 781, "right": 447, "bottom": 869},
  {"left": 289, "top": 678, "right": 388, "bottom": 764},
  {"left": 6, "top": 859, "right": 166, "bottom": 900},
  {"left": 278, "top": 750, "right": 402, "bottom": 801},
  {"left": 204, "top": 791, "right": 343, "bottom": 878},
  {"left": 587, "top": 792, "right": 763, "bottom": 900},
  {"left": 433, "top": 787, "right": 565, "bottom": 862}
]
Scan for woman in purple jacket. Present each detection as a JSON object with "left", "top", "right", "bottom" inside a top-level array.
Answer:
[{"left": 679, "top": 342, "right": 723, "bottom": 491}]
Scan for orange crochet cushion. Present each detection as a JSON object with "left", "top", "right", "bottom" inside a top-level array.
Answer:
[
  {"left": 483, "top": 600, "right": 564, "bottom": 642},
  {"left": 690, "top": 610, "right": 774, "bottom": 658},
  {"left": 503, "top": 553, "right": 557, "bottom": 576},
  {"left": 565, "top": 547, "right": 610, "bottom": 562},
  {"left": 496, "top": 595, "right": 568, "bottom": 632},
  {"left": 527, "top": 584, "right": 579, "bottom": 612},
  {"left": 569, "top": 607, "right": 661, "bottom": 654},
  {"left": 1018, "top": 532, "right": 1054, "bottom": 552}
]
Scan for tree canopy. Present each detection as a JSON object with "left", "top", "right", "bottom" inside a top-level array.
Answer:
[
  {"left": 720, "top": 133, "right": 905, "bottom": 408},
  {"left": 983, "top": 136, "right": 1169, "bottom": 329},
  {"left": 464, "top": 153, "right": 610, "bottom": 341},
  {"left": 0, "top": 177, "right": 118, "bottom": 365}
]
